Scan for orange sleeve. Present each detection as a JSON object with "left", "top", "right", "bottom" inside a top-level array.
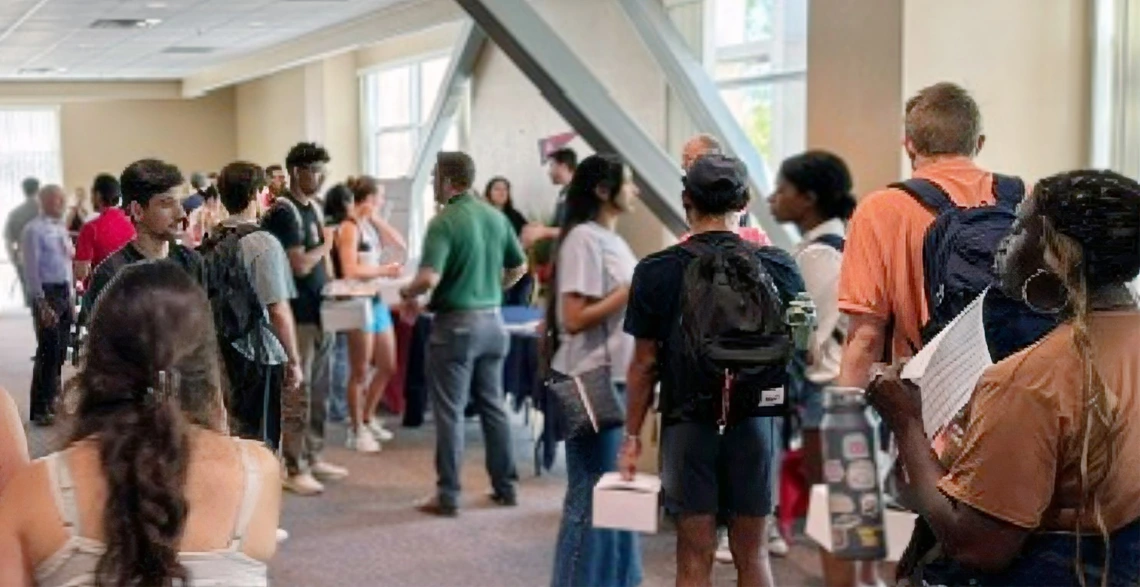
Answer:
[
  {"left": 837, "top": 190, "right": 892, "bottom": 318},
  {"left": 937, "top": 365, "right": 1059, "bottom": 529}
]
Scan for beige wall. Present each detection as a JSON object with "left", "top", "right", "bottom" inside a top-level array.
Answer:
[
  {"left": 235, "top": 67, "right": 307, "bottom": 170},
  {"left": 469, "top": 0, "right": 671, "bottom": 257},
  {"left": 59, "top": 88, "right": 237, "bottom": 191},
  {"left": 806, "top": 0, "right": 904, "bottom": 196},
  {"left": 903, "top": 0, "right": 1090, "bottom": 184},
  {"left": 320, "top": 52, "right": 362, "bottom": 180}
]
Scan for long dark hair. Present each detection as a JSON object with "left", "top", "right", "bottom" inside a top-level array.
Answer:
[
  {"left": 71, "top": 261, "right": 223, "bottom": 587},
  {"left": 323, "top": 183, "right": 354, "bottom": 226},
  {"left": 543, "top": 154, "right": 625, "bottom": 363},
  {"left": 484, "top": 176, "right": 516, "bottom": 211},
  {"left": 777, "top": 150, "right": 857, "bottom": 221}
]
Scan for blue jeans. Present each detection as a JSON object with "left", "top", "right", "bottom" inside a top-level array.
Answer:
[
  {"left": 552, "top": 384, "right": 643, "bottom": 587},
  {"left": 427, "top": 310, "right": 517, "bottom": 508},
  {"left": 327, "top": 333, "right": 349, "bottom": 423},
  {"left": 920, "top": 516, "right": 1140, "bottom": 586}
]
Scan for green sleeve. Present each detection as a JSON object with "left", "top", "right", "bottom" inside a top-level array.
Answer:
[{"left": 420, "top": 218, "right": 450, "bottom": 272}]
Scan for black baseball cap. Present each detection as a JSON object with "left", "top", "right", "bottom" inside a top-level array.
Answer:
[{"left": 682, "top": 154, "right": 748, "bottom": 198}]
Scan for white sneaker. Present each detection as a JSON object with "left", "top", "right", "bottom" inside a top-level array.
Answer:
[
  {"left": 766, "top": 517, "right": 789, "bottom": 557},
  {"left": 352, "top": 426, "right": 382, "bottom": 453},
  {"left": 276, "top": 528, "right": 290, "bottom": 543},
  {"left": 282, "top": 473, "right": 324, "bottom": 496},
  {"left": 311, "top": 460, "right": 349, "bottom": 481},
  {"left": 715, "top": 529, "right": 733, "bottom": 564},
  {"left": 366, "top": 419, "right": 395, "bottom": 442}
]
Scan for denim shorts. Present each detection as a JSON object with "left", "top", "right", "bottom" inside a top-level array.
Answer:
[
  {"left": 660, "top": 417, "right": 778, "bottom": 518},
  {"left": 364, "top": 299, "right": 393, "bottom": 334}
]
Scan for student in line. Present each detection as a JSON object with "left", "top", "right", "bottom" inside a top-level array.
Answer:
[
  {"left": 768, "top": 150, "right": 856, "bottom": 572},
  {"left": 337, "top": 175, "right": 405, "bottom": 453},
  {"left": 622, "top": 154, "right": 805, "bottom": 587},
  {"left": 0, "top": 261, "right": 281, "bottom": 587},
  {"left": 485, "top": 176, "right": 534, "bottom": 306},
  {"left": 548, "top": 154, "right": 643, "bottom": 587},
  {"left": 869, "top": 170, "right": 1140, "bottom": 585}
]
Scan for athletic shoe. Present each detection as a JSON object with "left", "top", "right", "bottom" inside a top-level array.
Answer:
[
  {"left": 366, "top": 419, "right": 395, "bottom": 442},
  {"left": 715, "top": 529, "right": 733, "bottom": 564},
  {"left": 351, "top": 426, "right": 382, "bottom": 453},
  {"left": 766, "top": 516, "right": 789, "bottom": 557},
  {"left": 282, "top": 473, "right": 324, "bottom": 496},
  {"left": 311, "top": 460, "right": 349, "bottom": 481}
]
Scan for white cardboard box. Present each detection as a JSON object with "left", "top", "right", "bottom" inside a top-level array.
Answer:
[
  {"left": 592, "top": 473, "right": 662, "bottom": 534},
  {"left": 805, "top": 484, "right": 917, "bottom": 562},
  {"left": 320, "top": 298, "right": 373, "bottom": 333}
]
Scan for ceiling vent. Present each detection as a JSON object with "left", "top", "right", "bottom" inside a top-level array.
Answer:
[
  {"left": 17, "top": 67, "right": 65, "bottom": 75},
  {"left": 90, "top": 18, "right": 162, "bottom": 29},
  {"left": 162, "top": 46, "right": 216, "bottom": 54}
]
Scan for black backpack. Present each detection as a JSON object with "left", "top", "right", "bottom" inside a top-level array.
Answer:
[
  {"left": 893, "top": 175, "right": 1059, "bottom": 361},
  {"left": 670, "top": 238, "right": 793, "bottom": 426},
  {"left": 199, "top": 223, "right": 269, "bottom": 359}
]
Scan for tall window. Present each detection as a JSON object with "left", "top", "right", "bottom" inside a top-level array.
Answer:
[
  {"left": 360, "top": 54, "right": 462, "bottom": 251},
  {"left": 0, "top": 107, "right": 61, "bottom": 309},
  {"left": 712, "top": 0, "right": 807, "bottom": 182}
]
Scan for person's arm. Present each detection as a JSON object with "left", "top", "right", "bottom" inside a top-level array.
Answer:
[
  {"left": 20, "top": 226, "right": 41, "bottom": 300},
  {"left": 556, "top": 228, "right": 627, "bottom": 334},
  {"left": 369, "top": 213, "right": 407, "bottom": 254},
  {"left": 521, "top": 223, "right": 560, "bottom": 248},
  {"left": 617, "top": 260, "right": 664, "bottom": 478},
  {"left": 264, "top": 206, "right": 330, "bottom": 277},
  {"left": 337, "top": 222, "right": 398, "bottom": 280},
  {"left": 73, "top": 223, "right": 95, "bottom": 283},
  {"left": 868, "top": 367, "right": 1033, "bottom": 571},
  {"left": 401, "top": 267, "right": 441, "bottom": 300},
  {"left": 836, "top": 313, "right": 888, "bottom": 388},
  {"left": 561, "top": 290, "right": 629, "bottom": 335},
  {"left": 502, "top": 216, "right": 528, "bottom": 288},
  {"left": 0, "top": 464, "right": 34, "bottom": 587},
  {"left": 0, "top": 388, "right": 29, "bottom": 494}
]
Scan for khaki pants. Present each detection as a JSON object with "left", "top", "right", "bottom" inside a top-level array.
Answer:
[{"left": 282, "top": 323, "right": 333, "bottom": 475}]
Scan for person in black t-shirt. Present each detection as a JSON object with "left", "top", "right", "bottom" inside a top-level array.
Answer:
[
  {"left": 621, "top": 155, "right": 805, "bottom": 587},
  {"left": 261, "top": 142, "right": 346, "bottom": 497},
  {"left": 80, "top": 160, "right": 205, "bottom": 331}
]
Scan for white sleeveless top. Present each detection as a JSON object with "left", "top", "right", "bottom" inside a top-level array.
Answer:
[{"left": 34, "top": 440, "right": 268, "bottom": 587}]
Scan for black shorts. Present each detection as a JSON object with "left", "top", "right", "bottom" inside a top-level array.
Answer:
[{"left": 660, "top": 417, "right": 778, "bottom": 518}]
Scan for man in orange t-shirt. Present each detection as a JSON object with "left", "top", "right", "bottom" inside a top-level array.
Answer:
[
  {"left": 833, "top": 80, "right": 1007, "bottom": 587},
  {"left": 836, "top": 82, "right": 1004, "bottom": 390}
]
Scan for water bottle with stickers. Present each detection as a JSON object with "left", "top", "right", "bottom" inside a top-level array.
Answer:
[{"left": 819, "top": 387, "right": 886, "bottom": 560}]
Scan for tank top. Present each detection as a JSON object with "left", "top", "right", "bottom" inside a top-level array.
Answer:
[
  {"left": 34, "top": 440, "right": 268, "bottom": 587},
  {"left": 357, "top": 219, "right": 382, "bottom": 268}
]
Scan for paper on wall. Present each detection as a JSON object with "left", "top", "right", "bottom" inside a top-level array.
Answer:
[{"left": 900, "top": 289, "right": 992, "bottom": 437}]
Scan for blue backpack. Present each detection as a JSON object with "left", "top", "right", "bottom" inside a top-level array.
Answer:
[{"left": 892, "top": 175, "right": 1059, "bottom": 361}]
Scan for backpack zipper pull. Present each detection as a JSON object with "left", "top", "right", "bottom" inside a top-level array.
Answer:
[{"left": 719, "top": 369, "right": 732, "bottom": 435}]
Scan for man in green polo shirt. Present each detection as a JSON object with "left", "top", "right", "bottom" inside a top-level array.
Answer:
[{"left": 399, "top": 151, "right": 528, "bottom": 517}]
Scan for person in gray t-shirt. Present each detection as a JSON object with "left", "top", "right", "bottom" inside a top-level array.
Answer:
[{"left": 547, "top": 153, "right": 643, "bottom": 587}]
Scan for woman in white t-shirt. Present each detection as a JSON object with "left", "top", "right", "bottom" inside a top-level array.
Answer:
[{"left": 547, "top": 154, "right": 643, "bottom": 587}]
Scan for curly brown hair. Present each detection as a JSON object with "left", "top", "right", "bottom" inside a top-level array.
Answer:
[{"left": 71, "top": 260, "right": 224, "bottom": 587}]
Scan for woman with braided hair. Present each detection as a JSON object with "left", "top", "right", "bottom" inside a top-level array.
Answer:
[
  {"left": 0, "top": 261, "right": 280, "bottom": 586},
  {"left": 867, "top": 169, "right": 1140, "bottom": 586}
]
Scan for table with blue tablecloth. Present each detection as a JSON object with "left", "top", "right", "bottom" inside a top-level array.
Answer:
[{"left": 397, "top": 306, "right": 563, "bottom": 474}]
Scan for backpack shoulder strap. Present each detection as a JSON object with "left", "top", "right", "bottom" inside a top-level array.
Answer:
[
  {"left": 991, "top": 173, "right": 1025, "bottom": 211},
  {"left": 678, "top": 237, "right": 719, "bottom": 259},
  {"left": 890, "top": 178, "right": 957, "bottom": 214},
  {"left": 811, "top": 233, "right": 845, "bottom": 252}
]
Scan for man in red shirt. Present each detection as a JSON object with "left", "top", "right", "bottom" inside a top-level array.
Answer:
[{"left": 74, "top": 174, "right": 135, "bottom": 287}]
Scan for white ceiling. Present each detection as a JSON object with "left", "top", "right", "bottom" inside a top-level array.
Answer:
[{"left": 0, "top": 0, "right": 407, "bottom": 80}]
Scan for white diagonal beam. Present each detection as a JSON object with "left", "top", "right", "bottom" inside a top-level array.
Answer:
[
  {"left": 618, "top": 0, "right": 797, "bottom": 249},
  {"left": 453, "top": 0, "right": 688, "bottom": 234}
]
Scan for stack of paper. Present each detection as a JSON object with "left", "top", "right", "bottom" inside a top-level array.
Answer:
[{"left": 900, "top": 289, "right": 993, "bottom": 437}]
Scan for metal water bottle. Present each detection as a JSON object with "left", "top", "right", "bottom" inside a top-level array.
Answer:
[
  {"left": 785, "top": 292, "right": 817, "bottom": 351},
  {"left": 819, "top": 387, "right": 887, "bottom": 560}
]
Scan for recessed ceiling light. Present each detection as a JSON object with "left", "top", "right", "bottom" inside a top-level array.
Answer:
[
  {"left": 17, "top": 67, "right": 67, "bottom": 75},
  {"left": 146, "top": 2, "right": 167, "bottom": 8},
  {"left": 90, "top": 18, "right": 161, "bottom": 29},
  {"left": 249, "top": 21, "right": 265, "bottom": 28}
]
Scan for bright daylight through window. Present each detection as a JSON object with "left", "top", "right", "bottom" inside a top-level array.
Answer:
[
  {"left": 360, "top": 55, "right": 461, "bottom": 250},
  {"left": 0, "top": 108, "right": 61, "bottom": 310},
  {"left": 711, "top": 0, "right": 807, "bottom": 180}
]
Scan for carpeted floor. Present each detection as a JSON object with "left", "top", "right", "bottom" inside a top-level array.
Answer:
[{"left": 2, "top": 311, "right": 824, "bottom": 586}]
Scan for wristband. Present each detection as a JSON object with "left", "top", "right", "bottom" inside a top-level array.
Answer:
[{"left": 622, "top": 432, "right": 641, "bottom": 445}]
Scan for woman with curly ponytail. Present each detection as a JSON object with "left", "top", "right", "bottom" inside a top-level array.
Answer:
[
  {"left": 868, "top": 169, "right": 1140, "bottom": 586},
  {"left": 0, "top": 261, "right": 281, "bottom": 586}
]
